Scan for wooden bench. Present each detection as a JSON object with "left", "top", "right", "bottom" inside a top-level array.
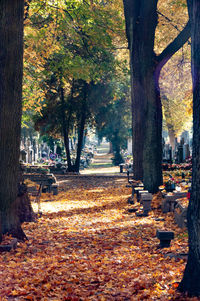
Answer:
[
  {"left": 27, "top": 184, "right": 42, "bottom": 213},
  {"left": 24, "top": 173, "right": 57, "bottom": 213},
  {"left": 23, "top": 173, "right": 57, "bottom": 193}
]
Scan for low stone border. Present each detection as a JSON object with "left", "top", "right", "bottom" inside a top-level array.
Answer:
[{"left": 0, "top": 238, "right": 18, "bottom": 252}]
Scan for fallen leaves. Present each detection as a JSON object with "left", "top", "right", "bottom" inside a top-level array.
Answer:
[{"left": 0, "top": 175, "right": 195, "bottom": 300}]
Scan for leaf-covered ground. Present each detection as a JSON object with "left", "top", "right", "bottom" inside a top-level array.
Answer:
[{"left": 0, "top": 175, "right": 197, "bottom": 300}]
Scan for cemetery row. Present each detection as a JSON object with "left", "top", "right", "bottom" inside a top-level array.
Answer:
[
  {"left": 127, "top": 173, "right": 191, "bottom": 247},
  {"left": 163, "top": 135, "right": 191, "bottom": 164},
  {"left": 20, "top": 138, "right": 96, "bottom": 173}
]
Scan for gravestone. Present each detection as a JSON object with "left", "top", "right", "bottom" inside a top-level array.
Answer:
[
  {"left": 141, "top": 193, "right": 153, "bottom": 215},
  {"left": 163, "top": 144, "right": 172, "bottom": 163},
  {"left": 162, "top": 192, "right": 188, "bottom": 213},
  {"left": 138, "top": 190, "right": 149, "bottom": 202},
  {"left": 20, "top": 150, "right": 27, "bottom": 163},
  {"left": 177, "top": 145, "right": 183, "bottom": 163},
  {"left": 183, "top": 144, "right": 190, "bottom": 160},
  {"left": 174, "top": 201, "right": 188, "bottom": 228}
]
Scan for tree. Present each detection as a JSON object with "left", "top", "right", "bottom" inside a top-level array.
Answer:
[
  {"left": 160, "top": 53, "right": 192, "bottom": 150},
  {"left": 24, "top": 0, "right": 125, "bottom": 172},
  {"left": 0, "top": 1, "right": 26, "bottom": 239},
  {"left": 178, "top": 0, "right": 200, "bottom": 296},
  {"left": 34, "top": 75, "right": 114, "bottom": 172},
  {"left": 123, "top": 0, "right": 190, "bottom": 192}
]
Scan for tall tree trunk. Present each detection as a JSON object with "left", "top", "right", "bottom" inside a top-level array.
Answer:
[
  {"left": 109, "top": 142, "right": 113, "bottom": 154},
  {"left": 74, "top": 83, "right": 88, "bottom": 172},
  {"left": 0, "top": 0, "right": 26, "bottom": 239},
  {"left": 112, "top": 138, "right": 123, "bottom": 166},
  {"left": 142, "top": 72, "right": 163, "bottom": 192},
  {"left": 162, "top": 94, "right": 176, "bottom": 152},
  {"left": 131, "top": 74, "right": 145, "bottom": 181},
  {"left": 178, "top": 0, "right": 200, "bottom": 296},
  {"left": 60, "top": 85, "right": 72, "bottom": 171},
  {"left": 123, "top": 0, "right": 162, "bottom": 192},
  {"left": 123, "top": 0, "right": 190, "bottom": 193}
]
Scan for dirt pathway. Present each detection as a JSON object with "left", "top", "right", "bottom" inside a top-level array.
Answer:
[{"left": 81, "top": 142, "right": 122, "bottom": 176}]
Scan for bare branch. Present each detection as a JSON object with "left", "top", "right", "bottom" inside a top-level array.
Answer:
[{"left": 156, "top": 21, "right": 191, "bottom": 73}]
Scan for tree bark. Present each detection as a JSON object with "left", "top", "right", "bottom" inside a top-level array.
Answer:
[
  {"left": 17, "top": 183, "right": 35, "bottom": 224},
  {"left": 0, "top": 0, "right": 25, "bottom": 239},
  {"left": 178, "top": 0, "right": 200, "bottom": 296},
  {"left": 162, "top": 95, "right": 176, "bottom": 151},
  {"left": 123, "top": 0, "right": 162, "bottom": 192},
  {"left": 142, "top": 71, "right": 163, "bottom": 193},
  {"left": 60, "top": 85, "right": 72, "bottom": 171},
  {"left": 74, "top": 82, "right": 88, "bottom": 172},
  {"left": 123, "top": 0, "right": 190, "bottom": 192},
  {"left": 109, "top": 142, "right": 113, "bottom": 154},
  {"left": 112, "top": 138, "right": 124, "bottom": 165}
]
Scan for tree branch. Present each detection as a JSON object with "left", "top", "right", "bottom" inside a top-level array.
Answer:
[
  {"left": 156, "top": 21, "right": 191, "bottom": 72},
  {"left": 24, "top": 0, "right": 33, "bottom": 21},
  {"left": 157, "top": 11, "right": 182, "bottom": 33}
]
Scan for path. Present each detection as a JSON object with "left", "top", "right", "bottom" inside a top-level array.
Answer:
[
  {"left": 0, "top": 175, "right": 188, "bottom": 300},
  {"left": 81, "top": 141, "right": 123, "bottom": 176}
]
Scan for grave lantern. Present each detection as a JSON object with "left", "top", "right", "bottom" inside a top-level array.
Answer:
[{"left": 156, "top": 230, "right": 174, "bottom": 248}]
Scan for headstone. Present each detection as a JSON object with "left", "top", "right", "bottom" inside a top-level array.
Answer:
[
  {"left": 169, "top": 147, "right": 172, "bottom": 162},
  {"left": 181, "top": 131, "right": 189, "bottom": 145},
  {"left": 138, "top": 190, "right": 149, "bottom": 202},
  {"left": 20, "top": 150, "right": 27, "bottom": 162},
  {"left": 177, "top": 145, "right": 183, "bottom": 163},
  {"left": 163, "top": 144, "right": 172, "bottom": 163},
  {"left": 141, "top": 193, "right": 153, "bottom": 214},
  {"left": 183, "top": 144, "right": 190, "bottom": 160},
  {"left": 174, "top": 202, "right": 187, "bottom": 228},
  {"left": 162, "top": 192, "right": 188, "bottom": 213}
]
